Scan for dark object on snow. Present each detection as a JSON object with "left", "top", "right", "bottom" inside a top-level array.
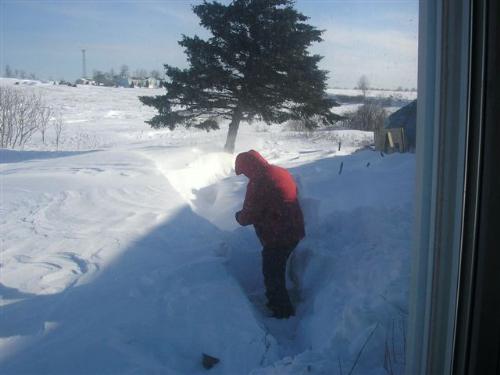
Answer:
[
  {"left": 235, "top": 150, "right": 304, "bottom": 318},
  {"left": 202, "top": 353, "right": 220, "bottom": 370},
  {"left": 380, "top": 152, "right": 385, "bottom": 157},
  {"left": 374, "top": 100, "right": 417, "bottom": 153},
  {"left": 338, "top": 141, "right": 342, "bottom": 151},
  {"left": 338, "top": 162, "right": 344, "bottom": 175},
  {"left": 366, "top": 162, "right": 370, "bottom": 167}
]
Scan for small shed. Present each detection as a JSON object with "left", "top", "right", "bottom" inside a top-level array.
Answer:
[
  {"left": 375, "top": 100, "right": 417, "bottom": 153},
  {"left": 128, "top": 77, "right": 162, "bottom": 88},
  {"left": 146, "top": 77, "right": 161, "bottom": 88}
]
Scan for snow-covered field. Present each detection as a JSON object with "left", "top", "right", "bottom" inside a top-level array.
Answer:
[
  {"left": 0, "top": 80, "right": 414, "bottom": 374},
  {"left": 327, "top": 88, "right": 417, "bottom": 101}
]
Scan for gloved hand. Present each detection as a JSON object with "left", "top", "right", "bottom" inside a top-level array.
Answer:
[{"left": 235, "top": 211, "right": 242, "bottom": 224}]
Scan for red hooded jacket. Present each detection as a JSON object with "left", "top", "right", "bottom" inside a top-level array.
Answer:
[{"left": 235, "top": 150, "right": 305, "bottom": 248}]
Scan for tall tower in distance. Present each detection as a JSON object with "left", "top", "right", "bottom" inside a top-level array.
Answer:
[{"left": 81, "top": 49, "right": 87, "bottom": 79}]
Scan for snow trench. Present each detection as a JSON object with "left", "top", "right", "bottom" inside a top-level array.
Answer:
[
  {"left": 134, "top": 148, "right": 415, "bottom": 375},
  {"left": 1, "top": 146, "right": 414, "bottom": 374}
]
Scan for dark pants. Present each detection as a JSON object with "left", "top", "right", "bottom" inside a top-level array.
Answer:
[{"left": 262, "top": 242, "right": 297, "bottom": 318}]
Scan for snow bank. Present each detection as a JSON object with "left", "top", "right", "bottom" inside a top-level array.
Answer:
[
  {"left": 0, "top": 84, "right": 414, "bottom": 375},
  {"left": 250, "top": 151, "right": 414, "bottom": 375},
  {"left": 157, "top": 151, "right": 235, "bottom": 202}
]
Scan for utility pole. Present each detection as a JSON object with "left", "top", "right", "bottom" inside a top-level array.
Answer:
[{"left": 81, "top": 49, "right": 87, "bottom": 79}]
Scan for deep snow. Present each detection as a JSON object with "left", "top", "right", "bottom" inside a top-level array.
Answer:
[{"left": 0, "top": 80, "right": 414, "bottom": 374}]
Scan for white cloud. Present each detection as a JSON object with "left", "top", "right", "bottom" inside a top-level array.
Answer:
[
  {"left": 315, "top": 23, "right": 418, "bottom": 89},
  {"left": 144, "top": 2, "right": 200, "bottom": 26}
]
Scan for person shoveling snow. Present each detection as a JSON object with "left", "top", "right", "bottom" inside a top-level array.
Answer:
[{"left": 234, "top": 150, "right": 305, "bottom": 319}]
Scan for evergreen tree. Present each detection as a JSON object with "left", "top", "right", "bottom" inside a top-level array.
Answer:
[{"left": 140, "top": 0, "right": 340, "bottom": 153}]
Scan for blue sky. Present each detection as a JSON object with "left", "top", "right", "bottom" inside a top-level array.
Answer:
[{"left": 0, "top": 0, "right": 418, "bottom": 88}]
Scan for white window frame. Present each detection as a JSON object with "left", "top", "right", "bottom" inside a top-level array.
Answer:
[{"left": 406, "top": 0, "right": 472, "bottom": 374}]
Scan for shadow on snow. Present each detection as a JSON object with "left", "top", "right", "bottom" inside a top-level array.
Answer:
[
  {"left": 0, "top": 205, "right": 268, "bottom": 374},
  {"left": 0, "top": 149, "right": 99, "bottom": 164}
]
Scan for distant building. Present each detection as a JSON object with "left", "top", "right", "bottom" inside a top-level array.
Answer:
[
  {"left": 115, "top": 77, "right": 131, "bottom": 88},
  {"left": 375, "top": 100, "right": 417, "bottom": 153},
  {"left": 76, "top": 78, "right": 97, "bottom": 86},
  {"left": 146, "top": 77, "right": 162, "bottom": 88},
  {"left": 128, "top": 77, "right": 144, "bottom": 87},
  {"left": 128, "top": 77, "right": 162, "bottom": 88}
]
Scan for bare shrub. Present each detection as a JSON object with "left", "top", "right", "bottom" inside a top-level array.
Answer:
[
  {"left": 0, "top": 86, "right": 51, "bottom": 148},
  {"left": 284, "top": 115, "right": 327, "bottom": 136},
  {"left": 39, "top": 105, "right": 52, "bottom": 144},
  {"left": 68, "top": 130, "right": 100, "bottom": 150},
  {"left": 52, "top": 113, "right": 65, "bottom": 150},
  {"left": 284, "top": 120, "right": 315, "bottom": 139},
  {"left": 357, "top": 75, "right": 370, "bottom": 98},
  {"left": 343, "top": 103, "right": 387, "bottom": 131}
]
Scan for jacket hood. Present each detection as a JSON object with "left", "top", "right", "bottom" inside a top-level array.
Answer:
[{"left": 235, "top": 150, "right": 269, "bottom": 179}]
